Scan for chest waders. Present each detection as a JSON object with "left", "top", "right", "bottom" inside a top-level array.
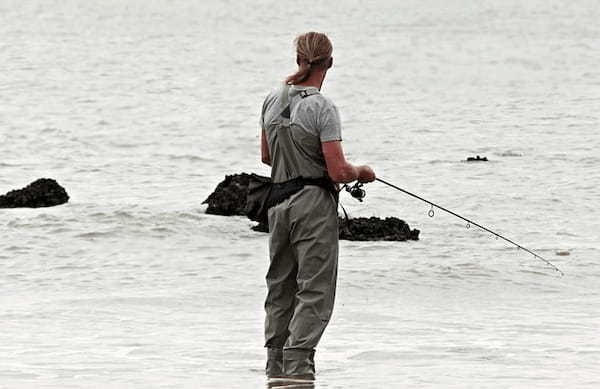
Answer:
[{"left": 264, "top": 85, "right": 339, "bottom": 380}]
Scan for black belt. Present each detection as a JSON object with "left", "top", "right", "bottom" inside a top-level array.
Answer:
[{"left": 267, "top": 176, "right": 338, "bottom": 209}]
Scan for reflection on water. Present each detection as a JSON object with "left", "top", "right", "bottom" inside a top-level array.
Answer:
[{"left": 267, "top": 378, "right": 315, "bottom": 388}]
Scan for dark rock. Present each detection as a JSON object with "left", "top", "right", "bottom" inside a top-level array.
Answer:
[
  {"left": 202, "top": 173, "right": 264, "bottom": 216},
  {"left": 466, "top": 155, "right": 488, "bottom": 162},
  {"left": 250, "top": 217, "right": 419, "bottom": 241},
  {"left": 339, "top": 216, "right": 419, "bottom": 241},
  {"left": 0, "top": 178, "right": 69, "bottom": 208},
  {"left": 204, "top": 173, "right": 420, "bottom": 241}
]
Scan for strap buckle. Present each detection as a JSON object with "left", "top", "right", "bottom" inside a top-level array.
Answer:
[{"left": 299, "top": 89, "right": 318, "bottom": 99}]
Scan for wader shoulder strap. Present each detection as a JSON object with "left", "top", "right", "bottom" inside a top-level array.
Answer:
[
  {"left": 280, "top": 84, "right": 291, "bottom": 119},
  {"left": 280, "top": 86, "right": 318, "bottom": 119},
  {"left": 271, "top": 85, "right": 320, "bottom": 181},
  {"left": 275, "top": 84, "right": 298, "bottom": 178}
]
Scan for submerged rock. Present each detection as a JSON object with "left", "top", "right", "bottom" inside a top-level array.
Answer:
[
  {"left": 0, "top": 178, "right": 69, "bottom": 208},
  {"left": 205, "top": 173, "right": 420, "bottom": 241}
]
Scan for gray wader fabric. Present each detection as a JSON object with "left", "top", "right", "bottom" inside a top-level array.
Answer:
[
  {"left": 263, "top": 85, "right": 339, "bottom": 378},
  {"left": 264, "top": 86, "right": 330, "bottom": 183}
]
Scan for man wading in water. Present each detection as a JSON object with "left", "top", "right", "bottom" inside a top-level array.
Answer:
[{"left": 260, "top": 32, "right": 376, "bottom": 382}]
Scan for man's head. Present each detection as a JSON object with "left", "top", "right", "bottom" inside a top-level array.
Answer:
[{"left": 285, "top": 32, "right": 333, "bottom": 86}]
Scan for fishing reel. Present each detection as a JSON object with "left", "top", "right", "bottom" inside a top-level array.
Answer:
[{"left": 345, "top": 182, "right": 366, "bottom": 202}]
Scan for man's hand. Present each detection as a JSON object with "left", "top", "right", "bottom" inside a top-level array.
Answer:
[{"left": 357, "top": 165, "right": 376, "bottom": 183}]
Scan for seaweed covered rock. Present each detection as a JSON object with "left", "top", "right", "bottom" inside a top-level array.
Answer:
[
  {"left": 203, "top": 173, "right": 264, "bottom": 216},
  {"left": 339, "top": 216, "right": 419, "bottom": 241},
  {"left": 0, "top": 178, "right": 69, "bottom": 208},
  {"left": 204, "top": 173, "right": 420, "bottom": 242},
  {"left": 252, "top": 217, "right": 419, "bottom": 241}
]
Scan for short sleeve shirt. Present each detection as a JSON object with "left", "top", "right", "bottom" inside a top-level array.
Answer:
[{"left": 260, "top": 84, "right": 342, "bottom": 142}]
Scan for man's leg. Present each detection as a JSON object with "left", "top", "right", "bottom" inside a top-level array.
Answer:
[
  {"left": 284, "top": 188, "right": 339, "bottom": 378},
  {"left": 265, "top": 206, "right": 298, "bottom": 377}
]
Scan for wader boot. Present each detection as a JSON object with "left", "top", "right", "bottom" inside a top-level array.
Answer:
[
  {"left": 265, "top": 347, "right": 284, "bottom": 378},
  {"left": 283, "top": 349, "right": 316, "bottom": 380}
]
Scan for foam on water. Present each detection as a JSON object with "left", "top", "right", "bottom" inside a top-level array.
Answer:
[{"left": 1, "top": 0, "right": 599, "bottom": 388}]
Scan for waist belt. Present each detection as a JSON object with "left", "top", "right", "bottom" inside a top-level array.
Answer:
[{"left": 267, "top": 176, "right": 338, "bottom": 209}]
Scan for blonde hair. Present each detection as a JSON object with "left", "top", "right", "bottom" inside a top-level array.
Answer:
[{"left": 285, "top": 32, "right": 333, "bottom": 85}]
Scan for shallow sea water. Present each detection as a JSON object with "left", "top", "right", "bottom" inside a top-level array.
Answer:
[{"left": 1, "top": 1, "right": 599, "bottom": 388}]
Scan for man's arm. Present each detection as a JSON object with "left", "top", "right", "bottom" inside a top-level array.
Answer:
[{"left": 322, "top": 140, "right": 375, "bottom": 183}]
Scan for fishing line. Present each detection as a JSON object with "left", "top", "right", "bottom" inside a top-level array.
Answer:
[{"left": 374, "top": 177, "right": 564, "bottom": 276}]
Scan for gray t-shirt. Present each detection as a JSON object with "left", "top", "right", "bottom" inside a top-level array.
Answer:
[{"left": 260, "top": 84, "right": 342, "bottom": 142}]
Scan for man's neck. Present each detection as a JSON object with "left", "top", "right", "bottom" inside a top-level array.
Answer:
[{"left": 295, "top": 71, "right": 326, "bottom": 90}]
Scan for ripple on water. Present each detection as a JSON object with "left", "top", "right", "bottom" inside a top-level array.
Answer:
[
  {"left": 496, "top": 150, "right": 524, "bottom": 157},
  {"left": 349, "top": 351, "right": 409, "bottom": 361},
  {"left": 166, "top": 154, "right": 214, "bottom": 162},
  {"left": 74, "top": 231, "right": 117, "bottom": 239}
]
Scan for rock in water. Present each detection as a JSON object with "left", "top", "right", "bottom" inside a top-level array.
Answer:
[
  {"left": 203, "top": 173, "right": 262, "bottom": 216},
  {"left": 339, "top": 216, "right": 419, "bottom": 241},
  {"left": 466, "top": 155, "right": 488, "bottom": 162},
  {"left": 252, "top": 217, "right": 419, "bottom": 241},
  {"left": 0, "top": 178, "right": 69, "bottom": 208},
  {"left": 204, "top": 173, "right": 420, "bottom": 242}
]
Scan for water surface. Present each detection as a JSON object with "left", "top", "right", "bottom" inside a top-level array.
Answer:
[{"left": 1, "top": 1, "right": 599, "bottom": 388}]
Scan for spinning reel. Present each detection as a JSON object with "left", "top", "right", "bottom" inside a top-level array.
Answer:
[{"left": 344, "top": 182, "right": 366, "bottom": 202}]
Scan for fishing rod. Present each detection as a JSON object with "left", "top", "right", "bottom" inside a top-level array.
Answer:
[{"left": 345, "top": 178, "right": 564, "bottom": 276}]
